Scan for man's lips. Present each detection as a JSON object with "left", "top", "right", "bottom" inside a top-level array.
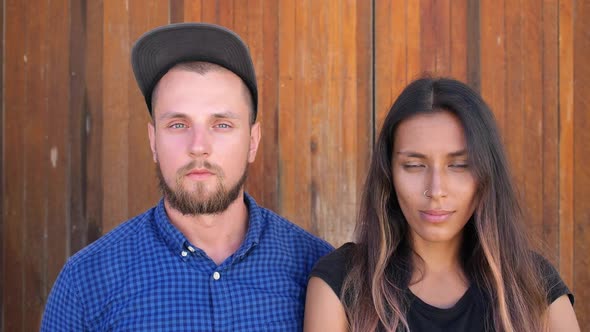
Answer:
[
  {"left": 185, "top": 169, "right": 214, "bottom": 180},
  {"left": 419, "top": 210, "right": 454, "bottom": 223}
]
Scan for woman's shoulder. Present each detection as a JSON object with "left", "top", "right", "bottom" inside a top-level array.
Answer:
[
  {"left": 309, "top": 242, "right": 357, "bottom": 297},
  {"left": 532, "top": 252, "right": 574, "bottom": 305}
]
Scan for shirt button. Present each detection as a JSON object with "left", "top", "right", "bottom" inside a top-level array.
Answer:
[
  {"left": 181, "top": 251, "right": 188, "bottom": 257},
  {"left": 213, "top": 272, "right": 221, "bottom": 280},
  {"left": 187, "top": 246, "right": 195, "bottom": 253}
]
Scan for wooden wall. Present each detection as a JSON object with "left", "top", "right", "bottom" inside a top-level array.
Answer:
[{"left": 1, "top": 0, "right": 588, "bottom": 330}]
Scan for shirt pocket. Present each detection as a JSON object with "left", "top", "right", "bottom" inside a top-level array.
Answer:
[{"left": 265, "top": 319, "right": 301, "bottom": 332}]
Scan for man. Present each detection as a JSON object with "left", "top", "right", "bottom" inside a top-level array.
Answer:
[{"left": 41, "top": 23, "right": 333, "bottom": 331}]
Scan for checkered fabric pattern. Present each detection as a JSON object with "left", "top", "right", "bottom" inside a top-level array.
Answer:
[{"left": 41, "top": 193, "right": 333, "bottom": 331}]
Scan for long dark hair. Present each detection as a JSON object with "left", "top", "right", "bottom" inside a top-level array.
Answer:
[{"left": 342, "top": 77, "right": 547, "bottom": 331}]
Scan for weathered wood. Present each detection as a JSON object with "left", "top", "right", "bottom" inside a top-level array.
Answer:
[
  {"left": 573, "top": 0, "right": 590, "bottom": 326},
  {"left": 3, "top": 1, "right": 27, "bottom": 330},
  {"left": 558, "top": 0, "right": 574, "bottom": 290}
]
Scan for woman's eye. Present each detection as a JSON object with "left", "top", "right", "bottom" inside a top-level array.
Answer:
[
  {"left": 450, "top": 163, "right": 469, "bottom": 169},
  {"left": 403, "top": 164, "right": 424, "bottom": 169}
]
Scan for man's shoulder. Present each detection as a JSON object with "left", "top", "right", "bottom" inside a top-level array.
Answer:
[
  {"left": 258, "top": 206, "right": 334, "bottom": 253},
  {"left": 66, "top": 206, "right": 157, "bottom": 270}
]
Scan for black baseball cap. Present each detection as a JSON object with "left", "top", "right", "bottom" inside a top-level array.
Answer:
[{"left": 131, "top": 23, "right": 258, "bottom": 119}]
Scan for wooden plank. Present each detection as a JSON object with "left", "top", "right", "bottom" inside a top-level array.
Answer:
[
  {"left": 420, "top": 0, "right": 437, "bottom": 73},
  {"left": 23, "top": 0, "right": 49, "bottom": 328},
  {"left": 45, "top": 0, "right": 71, "bottom": 301},
  {"left": 102, "top": 0, "right": 130, "bottom": 232},
  {"left": 200, "top": 0, "right": 218, "bottom": 22},
  {"left": 433, "top": 0, "right": 451, "bottom": 75},
  {"left": 573, "top": 0, "right": 590, "bottom": 327},
  {"left": 68, "top": 0, "right": 87, "bottom": 255},
  {"left": 127, "top": 1, "right": 167, "bottom": 218},
  {"left": 277, "top": 0, "right": 297, "bottom": 222},
  {"left": 293, "top": 0, "right": 312, "bottom": 230},
  {"left": 170, "top": 0, "right": 184, "bottom": 22},
  {"left": 308, "top": 0, "right": 326, "bottom": 235},
  {"left": 374, "top": 0, "right": 394, "bottom": 132},
  {"left": 450, "top": 0, "right": 467, "bottom": 81},
  {"left": 3, "top": 0, "right": 27, "bottom": 329},
  {"left": 558, "top": 0, "right": 574, "bottom": 289},
  {"left": 466, "top": 0, "right": 481, "bottom": 90},
  {"left": 218, "top": 0, "right": 234, "bottom": 28},
  {"left": 479, "top": 0, "right": 506, "bottom": 132},
  {"left": 504, "top": 0, "right": 524, "bottom": 196},
  {"left": 541, "top": 0, "right": 560, "bottom": 260},
  {"left": 183, "top": 0, "right": 202, "bottom": 22},
  {"left": 243, "top": 0, "right": 266, "bottom": 206},
  {"left": 354, "top": 0, "right": 373, "bottom": 241},
  {"left": 258, "top": 0, "right": 279, "bottom": 211},
  {"left": 406, "top": 0, "right": 421, "bottom": 82},
  {"left": 0, "top": 0, "right": 4, "bottom": 326},
  {"left": 522, "top": 0, "right": 544, "bottom": 245},
  {"left": 76, "top": 0, "right": 105, "bottom": 253}
]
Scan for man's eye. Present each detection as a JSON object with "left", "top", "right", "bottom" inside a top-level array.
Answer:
[
  {"left": 216, "top": 123, "right": 231, "bottom": 129},
  {"left": 170, "top": 123, "right": 186, "bottom": 129}
]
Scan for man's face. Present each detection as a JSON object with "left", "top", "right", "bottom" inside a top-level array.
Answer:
[{"left": 148, "top": 67, "right": 260, "bottom": 215}]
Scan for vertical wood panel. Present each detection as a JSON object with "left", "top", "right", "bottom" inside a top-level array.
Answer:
[
  {"left": 127, "top": 1, "right": 167, "bottom": 218},
  {"left": 558, "top": 0, "right": 574, "bottom": 289},
  {"left": 45, "top": 0, "right": 71, "bottom": 304},
  {"left": 573, "top": 0, "right": 590, "bottom": 325},
  {"left": 450, "top": 0, "right": 467, "bottom": 81},
  {"left": 541, "top": 0, "right": 560, "bottom": 260},
  {"left": 0, "top": 0, "right": 4, "bottom": 327},
  {"left": 480, "top": 0, "right": 506, "bottom": 132},
  {"left": 79, "top": 0, "right": 105, "bottom": 252},
  {"left": 23, "top": 0, "right": 49, "bottom": 328},
  {"left": 102, "top": 1, "right": 130, "bottom": 232},
  {"left": 3, "top": 1, "right": 27, "bottom": 330},
  {"left": 504, "top": 0, "right": 525, "bottom": 208},
  {"left": 522, "top": 0, "right": 544, "bottom": 244}
]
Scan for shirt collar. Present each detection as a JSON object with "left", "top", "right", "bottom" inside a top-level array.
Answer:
[{"left": 153, "top": 193, "right": 267, "bottom": 260}]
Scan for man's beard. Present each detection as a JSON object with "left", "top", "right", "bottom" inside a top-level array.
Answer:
[{"left": 156, "top": 159, "right": 248, "bottom": 215}]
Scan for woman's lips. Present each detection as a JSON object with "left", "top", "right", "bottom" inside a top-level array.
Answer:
[{"left": 419, "top": 210, "right": 454, "bottom": 223}]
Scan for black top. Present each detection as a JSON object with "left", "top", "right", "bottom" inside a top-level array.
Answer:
[{"left": 310, "top": 243, "right": 574, "bottom": 332}]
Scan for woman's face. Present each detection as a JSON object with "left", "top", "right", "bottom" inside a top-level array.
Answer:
[{"left": 392, "top": 110, "right": 477, "bottom": 245}]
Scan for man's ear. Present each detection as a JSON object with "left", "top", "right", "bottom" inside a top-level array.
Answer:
[
  {"left": 148, "top": 122, "right": 157, "bottom": 163},
  {"left": 248, "top": 122, "right": 261, "bottom": 163}
]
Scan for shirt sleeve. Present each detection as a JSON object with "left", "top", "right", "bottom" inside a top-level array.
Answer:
[
  {"left": 309, "top": 242, "right": 355, "bottom": 298},
  {"left": 40, "top": 263, "right": 86, "bottom": 331},
  {"left": 535, "top": 253, "right": 574, "bottom": 306}
]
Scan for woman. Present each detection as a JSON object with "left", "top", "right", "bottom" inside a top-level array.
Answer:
[{"left": 304, "top": 77, "right": 579, "bottom": 331}]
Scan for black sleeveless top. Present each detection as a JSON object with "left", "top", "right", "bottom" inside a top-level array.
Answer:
[{"left": 310, "top": 243, "right": 574, "bottom": 332}]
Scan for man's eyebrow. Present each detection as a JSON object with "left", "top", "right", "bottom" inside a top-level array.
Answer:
[
  {"left": 212, "top": 111, "right": 240, "bottom": 119},
  {"left": 157, "top": 112, "right": 188, "bottom": 121}
]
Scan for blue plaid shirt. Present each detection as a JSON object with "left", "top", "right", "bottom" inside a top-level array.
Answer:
[{"left": 41, "top": 194, "right": 333, "bottom": 331}]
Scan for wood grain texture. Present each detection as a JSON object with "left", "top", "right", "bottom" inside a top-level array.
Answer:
[
  {"left": 541, "top": 0, "right": 560, "bottom": 260},
  {"left": 102, "top": 0, "right": 130, "bottom": 232},
  {"left": 573, "top": 0, "right": 590, "bottom": 325},
  {"left": 23, "top": 0, "right": 49, "bottom": 328},
  {"left": 1, "top": 1, "right": 589, "bottom": 329},
  {"left": 45, "top": 0, "right": 71, "bottom": 306},
  {"left": 127, "top": 1, "right": 166, "bottom": 219},
  {"left": 3, "top": 1, "right": 27, "bottom": 330},
  {"left": 558, "top": 0, "right": 574, "bottom": 290}
]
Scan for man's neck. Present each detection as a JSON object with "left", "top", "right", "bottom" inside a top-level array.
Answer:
[{"left": 164, "top": 192, "right": 249, "bottom": 266}]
